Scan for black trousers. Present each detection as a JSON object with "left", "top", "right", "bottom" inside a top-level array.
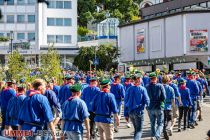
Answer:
[
  {"left": 178, "top": 106, "right": 189, "bottom": 129},
  {"left": 89, "top": 111, "right": 96, "bottom": 139},
  {"left": 163, "top": 110, "right": 172, "bottom": 131}
]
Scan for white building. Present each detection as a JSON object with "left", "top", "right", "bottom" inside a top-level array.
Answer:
[{"left": 0, "top": 0, "right": 77, "bottom": 68}]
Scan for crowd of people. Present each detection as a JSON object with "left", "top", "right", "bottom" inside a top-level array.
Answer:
[{"left": 0, "top": 68, "right": 209, "bottom": 140}]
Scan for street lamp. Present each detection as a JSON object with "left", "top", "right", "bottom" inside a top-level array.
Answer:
[{"left": 10, "top": 31, "right": 14, "bottom": 54}]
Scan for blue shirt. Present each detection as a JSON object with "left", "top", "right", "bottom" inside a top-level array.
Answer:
[
  {"left": 58, "top": 84, "right": 72, "bottom": 105},
  {"left": 110, "top": 83, "right": 125, "bottom": 105},
  {"left": 146, "top": 83, "right": 166, "bottom": 110},
  {"left": 143, "top": 76, "right": 150, "bottom": 87},
  {"left": 186, "top": 79, "right": 199, "bottom": 100},
  {"left": 18, "top": 93, "right": 54, "bottom": 132},
  {"left": 62, "top": 97, "right": 89, "bottom": 134},
  {"left": 179, "top": 87, "right": 193, "bottom": 107},
  {"left": 163, "top": 85, "right": 175, "bottom": 110},
  {"left": 45, "top": 90, "right": 62, "bottom": 115},
  {"left": 169, "top": 83, "right": 180, "bottom": 106},
  {"left": 0, "top": 87, "right": 16, "bottom": 111},
  {"left": 123, "top": 83, "right": 133, "bottom": 92},
  {"left": 124, "top": 85, "right": 150, "bottom": 114},
  {"left": 6, "top": 94, "right": 26, "bottom": 126},
  {"left": 90, "top": 92, "right": 118, "bottom": 124},
  {"left": 81, "top": 86, "right": 100, "bottom": 111},
  {"left": 53, "top": 85, "right": 60, "bottom": 97}
]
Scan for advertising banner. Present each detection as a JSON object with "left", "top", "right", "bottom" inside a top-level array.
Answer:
[
  {"left": 136, "top": 29, "right": 145, "bottom": 53},
  {"left": 190, "top": 29, "right": 208, "bottom": 52}
]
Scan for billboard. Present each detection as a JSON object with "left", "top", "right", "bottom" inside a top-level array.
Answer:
[
  {"left": 190, "top": 29, "right": 208, "bottom": 52},
  {"left": 136, "top": 29, "right": 145, "bottom": 53}
]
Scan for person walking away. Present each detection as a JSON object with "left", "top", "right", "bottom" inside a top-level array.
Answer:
[
  {"left": 146, "top": 72, "right": 166, "bottom": 140},
  {"left": 62, "top": 84, "right": 90, "bottom": 140},
  {"left": 91, "top": 79, "right": 119, "bottom": 140},
  {"left": 124, "top": 73, "right": 150, "bottom": 140}
]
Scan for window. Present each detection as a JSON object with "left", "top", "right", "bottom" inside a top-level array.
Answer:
[
  {"left": 56, "top": 35, "right": 63, "bottom": 43},
  {"left": 47, "top": 1, "right": 55, "bottom": 8},
  {"left": 7, "top": 15, "right": 14, "bottom": 23},
  {"left": 28, "top": 0, "right": 35, "bottom": 4},
  {"left": 17, "top": 15, "right": 25, "bottom": 23},
  {"left": 17, "top": 0, "right": 25, "bottom": 5},
  {"left": 28, "top": 15, "right": 35, "bottom": 23},
  {"left": 28, "top": 33, "right": 35, "bottom": 41},
  {"left": 47, "top": 35, "right": 54, "bottom": 43},
  {"left": 7, "top": 0, "right": 14, "bottom": 5},
  {"left": 0, "top": 0, "right": 4, "bottom": 5},
  {"left": 56, "top": 1, "right": 63, "bottom": 8},
  {"left": 64, "top": 18, "right": 71, "bottom": 26},
  {"left": 56, "top": 18, "right": 63, "bottom": 26},
  {"left": 64, "top": 35, "right": 71, "bottom": 43},
  {"left": 17, "top": 33, "right": 25, "bottom": 40},
  {"left": 47, "top": 18, "right": 55, "bottom": 26},
  {"left": 0, "top": 33, "right": 4, "bottom": 37},
  {"left": 6, "top": 33, "right": 10, "bottom": 38},
  {"left": 64, "top": 1, "right": 71, "bottom": 9}
]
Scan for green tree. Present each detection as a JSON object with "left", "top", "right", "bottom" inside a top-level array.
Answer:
[
  {"left": 73, "top": 44, "right": 119, "bottom": 71},
  {"left": 78, "top": 26, "right": 89, "bottom": 36},
  {"left": 7, "top": 51, "right": 26, "bottom": 81},
  {"left": 40, "top": 45, "right": 61, "bottom": 81}
]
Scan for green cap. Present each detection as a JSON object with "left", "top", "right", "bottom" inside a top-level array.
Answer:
[
  {"left": 113, "top": 74, "right": 120, "bottom": 79},
  {"left": 17, "top": 84, "right": 26, "bottom": 89},
  {"left": 133, "top": 73, "right": 142, "bottom": 79},
  {"left": 179, "top": 78, "right": 186, "bottom": 84},
  {"left": 90, "top": 77, "right": 97, "bottom": 81},
  {"left": 70, "top": 84, "right": 82, "bottom": 92},
  {"left": 149, "top": 72, "right": 157, "bottom": 78},
  {"left": 125, "top": 74, "right": 131, "bottom": 79},
  {"left": 100, "top": 79, "right": 110, "bottom": 86},
  {"left": 65, "top": 73, "right": 74, "bottom": 80}
]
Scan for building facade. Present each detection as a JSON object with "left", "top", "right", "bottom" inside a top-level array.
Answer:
[
  {"left": 0, "top": 0, "right": 77, "bottom": 68},
  {"left": 119, "top": 0, "right": 210, "bottom": 72}
]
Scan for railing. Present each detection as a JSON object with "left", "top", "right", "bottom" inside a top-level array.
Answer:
[{"left": 78, "top": 35, "right": 98, "bottom": 42}]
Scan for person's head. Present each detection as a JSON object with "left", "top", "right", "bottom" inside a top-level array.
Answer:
[
  {"left": 179, "top": 78, "right": 186, "bottom": 86},
  {"left": 7, "top": 80, "right": 15, "bottom": 88},
  {"left": 149, "top": 72, "right": 157, "bottom": 83},
  {"left": 32, "top": 79, "right": 46, "bottom": 94},
  {"left": 46, "top": 81, "right": 53, "bottom": 90},
  {"left": 100, "top": 79, "right": 110, "bottom": 92},
  {"left": 17, "top": 84, "right": 26, "bottom": 93},
  {"left": 162, "top": 75, "right": 170, "bottom": 84},
  {"left": 125, "top": 74, "right": 131, "bottom": 83},
  {"left": 114, "top": 75, "right": 121, "bottom": 83},
  {"left": 70, "top": 84, "right": 82, "bottom": 97},
  {"left": 133, "top": 74, "right": 142, "bottom": 85},
  {"left": 65, "top": 74, "right": 75, "bottom": 84},
  {"left": 90, "top": 77, "right": 97, "bottom": 86},
  {"left": 27, "top": 83, "right": 32, "bottom": 90}
]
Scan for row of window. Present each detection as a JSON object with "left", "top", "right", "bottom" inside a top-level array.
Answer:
[
  {"left": 0, "top": 0, "right": 36, "bottom": 5},
  {"left": 47, "top": 1, "right": 72, "bottom": 9},
  {"left": 47, "top": 35, "right": 71, "bottom": 43},
  {"left": 47, "top": 18, "right": 72, "bottom": 26},
  {"left": 6, "top": 15, "right": 35, "bottom": 23},
  {"left": 0, "top": 32, "right": 35, "bottom": 41}
]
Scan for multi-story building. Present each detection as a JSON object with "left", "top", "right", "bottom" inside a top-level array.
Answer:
[{"left": 0, "top": 0, "right": 77, "bottom": 68}]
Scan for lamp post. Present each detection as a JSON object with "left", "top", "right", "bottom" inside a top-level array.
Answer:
[{"left": 10, "top": 31, "right": 14, "bottom": 54}]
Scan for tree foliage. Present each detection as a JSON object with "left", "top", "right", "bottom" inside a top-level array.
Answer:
[
  {"left": 40, "top": 46, "right": 62, "bottom": 81},
  {"left": 7, "top": 51, "right": 26, "bottom": 81},
  {"left": 73, "top": 44, "right": 119, "bottom": 71},
  {"left": 78, "top": 0, "right": 142, "bottom": 26}
]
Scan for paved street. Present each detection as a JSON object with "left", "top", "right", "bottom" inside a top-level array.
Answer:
[{"left": 113, "top": 96, "right": 210, "bottom": 140}]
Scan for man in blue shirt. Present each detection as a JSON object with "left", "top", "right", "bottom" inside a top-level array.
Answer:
[
  {"left": 162, "top": 75, "right": 175, "bottom": 139},
  {"left": 146, "top": 72, "right": 166, "bottom": 140},
  {"left": 81, "top": 77, "right": 100, "bottom": 139},
  {"left": 91, "top": 79, "right": 119, "bottom": 140},
  {"left": 18, "top": 79, "right": 56, "bottom": 140},
  {"left": 186, "top": 71, "right": 199, "bottom": 128},
  {"left": 178, "top": 78, "right": 192, "bottom": 131},
  {"left": 58, "top": 74, "right": 75, "bottom": 105},
  {"left": 0, "top": 80, "right": 16, "bottom": 133},
  {"left": 110, "top": 74, "right": 125, "bottom": 132},
  {"left": 124, "top": 73, "right": 150, "bottom": 140},
  {"left": 62, "top": 84, "right": 90, "bottom": 140}
]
